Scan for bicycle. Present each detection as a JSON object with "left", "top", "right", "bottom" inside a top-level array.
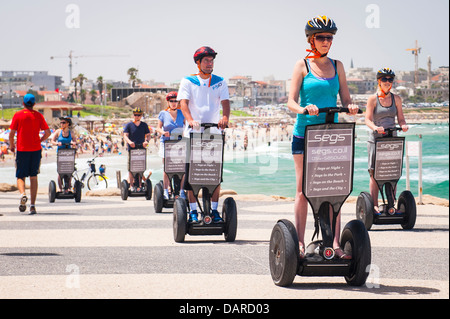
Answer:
[{"left": 72, "top": 156, "right": 108, "bottom": 190}]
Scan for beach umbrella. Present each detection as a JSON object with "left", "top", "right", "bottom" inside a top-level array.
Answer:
[{"left": 0, "top": 130, "right": 11, "bottom": 142}]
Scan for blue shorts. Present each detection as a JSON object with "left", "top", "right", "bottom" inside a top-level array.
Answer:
[
  {"left": 291, "top": 136, "right": 305, "bottom": 155},
  {"left": 15, "top": 150, "right": 42, "bottom": 179}
]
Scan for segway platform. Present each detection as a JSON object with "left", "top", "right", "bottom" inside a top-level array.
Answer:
[
  {"left": 49, "top": 148, "right": 82, "bottom": 203},
  {"left": 173, "top": 124, "right": 237, "bottom": 243},
  {"left": 269, "top": 108, "right": 371, "bottom": 287},
  {"left": 120, "top": 148, "right": 152, "bottom": 200},
  {"left": 356, "top": 128, "right": 416, "bottom": 230}
]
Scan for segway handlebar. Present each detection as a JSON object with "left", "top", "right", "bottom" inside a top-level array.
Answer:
[
  {"left": 188, "top": 123, "right": 228, "bottom": 129},
  {"left": 302, "top": 106, "right": 363, "bottom": 115},
  {"left": 374, "top": 127, "right": 403, "bottom": 134}
]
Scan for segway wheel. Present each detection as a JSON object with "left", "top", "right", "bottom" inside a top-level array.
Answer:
[
  {"left": 153, "top": 182, "right": 164, "bottom": 214},
  {"left": 74, "top": 180, "right": 82, "bottom": 203},
  {"left": 121, "top": 180, "right": 129, "bottom": 201},
  {"left": 356, "top": 192, "right": 374, "bottom": 230},
  {"left": 341, "top": 220, "right": 371, "bottom": 286},
  {"left": 145, "top": 179, "right": 152, "bottom": 200},
  {"left": 398, "top": 190, "right": 417, "bottom": 230},
  {"left": 173, "top": 197, "right": 187, "bottom": 243},
  {"left": 223, "top": 197, "right": 237, "bottom": 242},
  {"left": 269, "top": 220, "right": 299, "bottom": 287},
  {"left": 48, "top": 180, "right": 56, "bottom": 203}
]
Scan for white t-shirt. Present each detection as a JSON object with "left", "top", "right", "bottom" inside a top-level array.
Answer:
[{"left": 177, "top": 74, "right": 229, "bottom": 136}]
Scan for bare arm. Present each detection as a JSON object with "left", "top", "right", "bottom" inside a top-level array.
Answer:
[
  {"left": 394, "top": 94, "right": 408, "bottom": 131},
  {"left": 336, "top": 60, "right": 359, "bottom": 114},
  {"left": 219, "top": 99, "right": 230, "bottom": 129}
]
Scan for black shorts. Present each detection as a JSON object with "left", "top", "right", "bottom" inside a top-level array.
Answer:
[
  {"left": 291, "top": 136, "right": 305, "bottom": 155},
  {"left": 15, "top": 150, "right": 42, "bottom": 178}
]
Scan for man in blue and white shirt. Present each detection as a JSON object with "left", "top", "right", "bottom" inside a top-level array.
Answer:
[{"left": 178, "top": 46, "right": 230, "bottom": 223}]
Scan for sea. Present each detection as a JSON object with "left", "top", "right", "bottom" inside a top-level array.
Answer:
[{"left": 0, "top": 123, "right": 448, "bottom": 200}]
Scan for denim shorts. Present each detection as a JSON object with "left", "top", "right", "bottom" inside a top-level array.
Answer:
[
  {"left": 15, "top": 150, "right": 42, "bottom": 178},
  {"left": 291, "top": 136, "right": 305, "bottom": 155}
]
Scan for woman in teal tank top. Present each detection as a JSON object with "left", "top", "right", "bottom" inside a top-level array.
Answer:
[{"left": 287, "top": 16, "right": 359, "bottom": 259}]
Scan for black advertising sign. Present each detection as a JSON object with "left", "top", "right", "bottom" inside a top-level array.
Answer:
[
  {"left": 57, "top": 148, "right": 76, "bottom": 175},
  {"left": 164, "top": 139, "right": 186, "bottom": 174},
  {"left": 374, "top": 138, "right": 404, "bottom": 182},
  {"left": 304, "top": 124, "right": 354, "bottom": 200},
  {"left": 129, "top": 148, "right": 147, "bottom": 173},
  {"left": 188, "top": 134, "right": 223, "bottom": 186}
]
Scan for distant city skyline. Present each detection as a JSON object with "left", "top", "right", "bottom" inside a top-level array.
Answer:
[{"left": 0, "top": 0, "right": 448, "bottom": 86}]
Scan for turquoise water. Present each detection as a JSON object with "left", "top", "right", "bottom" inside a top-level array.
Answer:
[
  {"left": 1, "top": 124, "right": 448, "bottom": 200},
  {"left": 221, "top": 123, "right": 449, "bottom": 200}
]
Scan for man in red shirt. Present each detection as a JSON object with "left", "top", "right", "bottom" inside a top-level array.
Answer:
[{"left": 9, "top": 94, "right": 51, "bottom": 214}]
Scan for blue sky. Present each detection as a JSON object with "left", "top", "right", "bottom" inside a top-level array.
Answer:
[{"left": 0, "top": 0, "right": 448, "bottom": 85}]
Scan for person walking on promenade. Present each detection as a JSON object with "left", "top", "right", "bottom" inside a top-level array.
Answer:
[
  {"left": 51, "top": 116, "right": 77, "bottom": 192},
  {"left": 155, "top": 91, "right": 186, "bottom": 200},
  {"left": 123, "top": 107, "right": 151, "bottom": 191},
  {"left": 287, "top": 16, "right": 359, "bottom": 258},
  {"left": 365, "top": 67, "right": 409, "bottom": 213},
  {"left": 178, "top": 46, "right": 230, "bottom": 223},
  {"left": 9, "top": 93, "right": 51, "bottom": 214}
]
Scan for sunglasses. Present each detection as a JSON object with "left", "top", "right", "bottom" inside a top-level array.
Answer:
[
  {"left": 133, "top": 114, "right": 142, "bottom": 117},
  {"left": 60, "top": 122, "right": 67, "bottom": 124},
  {"left": 315, "top": 35, "right": 334, "bottom": 42},
  {"left": 380, "top": 77, "right": 394, "bottom": 83},
  {"left": 169, "top": 100, "right": 177, "bottom": 103}
]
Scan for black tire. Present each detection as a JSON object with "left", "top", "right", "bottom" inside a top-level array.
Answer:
[
  {"left": 121, "top": 179, "right": 129, "bottom": 201},
  {"left": 173, "top": 197, "right": 187, "bottom": 243},
  {"left": 356, "top": 192, "right": 374, "bottom": 230},
  {"left": 153, "top": 182, "right": 164, "bottom": 214},
  {"left": 269, "top": 220, "right": 299, "bottom": 287},
  {"left": 398, "top": 190, "right": 417, "bottom": 230},
  {"left": 87, "top": 174, "right": 108, "bottom": 190},
  {"left": 74, "top": 180, "right": 82, "bottom": 203},
  {"left": 341, "top": 220, "right": 371, "bottom": 286},
  {"left": 145, "top": 179, "right": 152, "bottom": 200},
  {"left": 48, "top": 180, "right": 56, "bottom": 203},
  {"left": 223, "top": 197, "right": 237, "bottom": 242}
]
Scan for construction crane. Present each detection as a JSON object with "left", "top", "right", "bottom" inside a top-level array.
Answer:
[
  {"left": 50, "top": 50, "right": 129, "bottom": 86},
  {"left": 406, "top": 40, "right": 421, "bottom": 86}
]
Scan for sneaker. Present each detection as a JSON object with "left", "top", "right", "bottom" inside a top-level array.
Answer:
[
  {"left": 19, "top": 194, "right": 27, "bottom": 212},
  {"left": 211, "top": 209, "right": 223, "bottom": 223},
  {"left": 163, "top": 189, "right": 169, "bottom": 200},
  {"left": 188, "top": 210, "right": 199, "bottom": 223},
  {"left": 179, "top": 190, "right": 186, "bottom": 200},
  {"left": 29, "top": 206, "right": 37, "bottom": 215}
]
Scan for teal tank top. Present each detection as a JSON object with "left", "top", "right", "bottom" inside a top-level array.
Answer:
[{"left": 293, "top": 58, "right": 340, "bottom": 137}]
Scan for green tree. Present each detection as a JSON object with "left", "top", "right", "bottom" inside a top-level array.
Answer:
[
  {"left": 97, "top": 76, "right": 104, "bottom": 104},
  {"left": 127, "top": 67, "right": 139, "bottom": 88}
]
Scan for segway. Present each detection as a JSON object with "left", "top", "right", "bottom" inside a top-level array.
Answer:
[
  {"left": 49, "top": 146, "right": 82, "bottom": 203},
  {"left": 154, "top": 129, "right": 186, "bottom": 213},
  {"left": 269, "top": 107, "right": 371, "bottom": 287},
  {"left": 356, "top": 127, "right": 416, "bottom": 230},
  {"left": 173, "top": 123, "right": 237, "bottom": 243},
  {"left": 120, "top": 145, "right": 152, "bottom": 200}
]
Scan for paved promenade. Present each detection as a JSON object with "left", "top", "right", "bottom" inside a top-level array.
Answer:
[{"left": 0, "top": 191, "right": 448, "bottom": 299}]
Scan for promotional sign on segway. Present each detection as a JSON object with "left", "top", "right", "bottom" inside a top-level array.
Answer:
[
  {"left": 269, "top": 107, "right": 371, "bottom": 288},
  {"left": 356, "top": 128, "right": 416, "bottom": 230}
]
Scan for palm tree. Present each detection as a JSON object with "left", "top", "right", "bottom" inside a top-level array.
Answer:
[
  {"left": 77, "top": 73, "right": 88, "bottom": 99},
  {"left": 72, "top": 77, "right": 79, "bottom": 102},
  {"left": 97, "top": 76, "right": 104, "bottom": 104},
  {"left": 127, "top": 67, "right": 138, "bottom": 88}
]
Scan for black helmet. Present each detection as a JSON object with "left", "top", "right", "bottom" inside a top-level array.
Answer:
[
  {"left": 305, "top": 16, "right": 338, "bottom": 38},
  {"left": 377, "top": 67, "right": 396, "bottom": 79},
  {"left": 193, "top": 46, "right": 217, "bottom": 64},
  {"left": 59, "top": 116, "right": 72, "bottom": 126}
]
